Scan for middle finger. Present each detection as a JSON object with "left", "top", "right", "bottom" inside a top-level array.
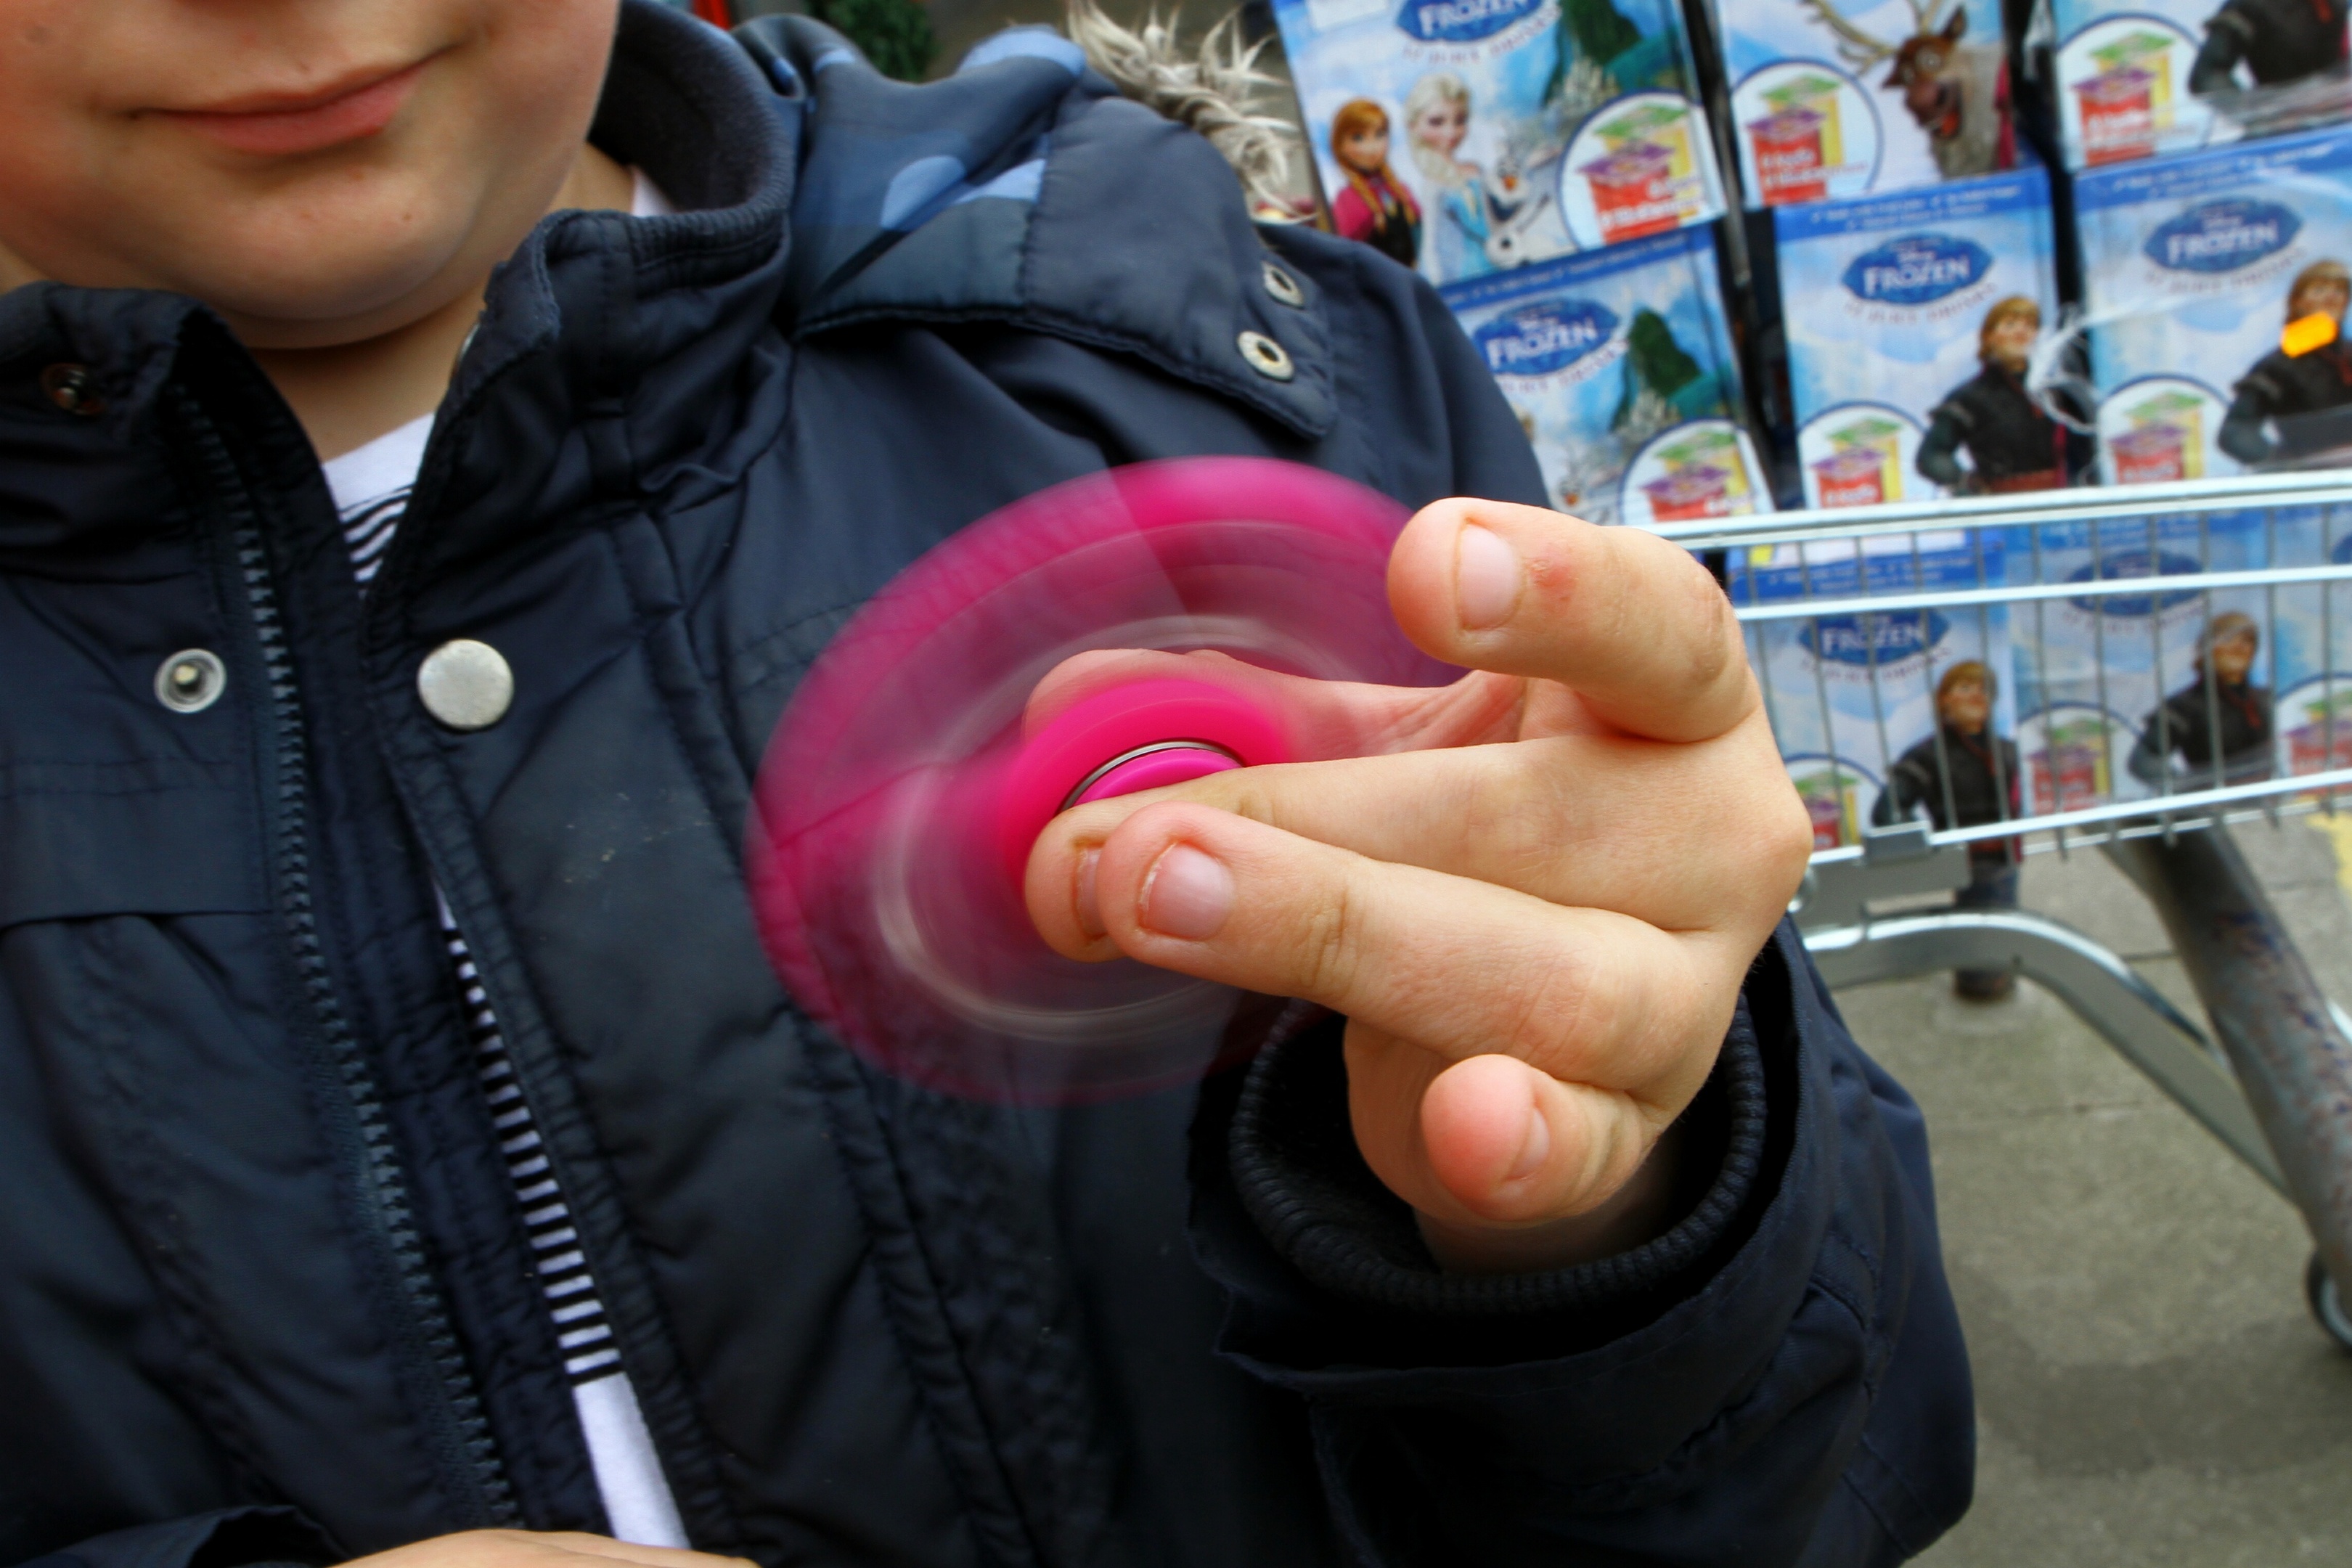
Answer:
[
  {"left": 1034, "top": 799, "right": 1743, "bottom": 1097},
  {"left": 1029, "top": 714, "right": 1800, "bottom": 935}
]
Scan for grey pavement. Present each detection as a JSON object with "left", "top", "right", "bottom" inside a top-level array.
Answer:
[{"left": 1837, "top": 818, "right": 2352, "bottom": 1564}]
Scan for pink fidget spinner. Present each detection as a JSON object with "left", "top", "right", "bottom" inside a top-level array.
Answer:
[{"left": 746, "top": 459, "right": 1450, "bottom": 1101}]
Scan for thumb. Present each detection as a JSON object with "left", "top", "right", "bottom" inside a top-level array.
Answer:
[{"left": 1344, "top": 1029, "right": 1654, "bottom": 1229}]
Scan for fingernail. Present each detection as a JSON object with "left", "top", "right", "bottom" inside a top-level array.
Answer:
[
  {"left": 1507, "top": 1102, "right": 1551, "bottom": 1183},
  {"left": 1138, "top": 844, "right": 1233, "bottom": 940},
  {"left": 1074, "top": 849, "right": 1105, "bottom": 940},
  {"left": 1455, "top": 524, "right": 1520, "bottom": 630}
]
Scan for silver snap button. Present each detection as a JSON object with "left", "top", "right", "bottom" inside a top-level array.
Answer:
[
  {"left": 1237, "top": 330, "right": 1294, "bottom": 382},
  {"left": 417, "top": 639, "right": 514, "bottom": 731},
  {"left": 1260, "top": 261, "right": 1306, "bottom": 308},
  {"left": 41, "top": 363, "right": 105, "bottom": 417},
  {"left": 154, "top": 649, "right": 226, "bottom": 714}
]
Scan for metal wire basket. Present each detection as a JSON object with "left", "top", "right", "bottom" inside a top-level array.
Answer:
[{"left": 1650, "top": 467, "right": 2352, "bottom": 1348}]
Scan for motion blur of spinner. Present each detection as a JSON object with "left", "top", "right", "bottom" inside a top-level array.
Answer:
[{"left": 747, "top": 459, "right": 1458, "bottom": 1101}]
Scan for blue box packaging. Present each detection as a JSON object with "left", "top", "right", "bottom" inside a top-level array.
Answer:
[
  {"left": 1776, "top": 163, "right": 2064, "bottom": 507},
  {"left": 2010, "top": 510, "right": 2271, "bottom": 814},
  {"left": 2046, "top": 0, "right": 2350, "bottom": 170},
  {"left": 2075, "top": 123, "right": 2352, "bottom": 483},
  {"left": 2244, "top": 505, "right": 2352, "bottom": 786},
  {"left": 1271, "top": 0, "right": 1727, "bottom": 287},
  {"left": 1730, "top": 530, "right": 2012, "bottom": 850},
  {"left": 1441, "top": 224, "right": 1771, "bottom": 525},
  {"left": 1705, "top": 0, "right": 2017, "bottom": 206}
]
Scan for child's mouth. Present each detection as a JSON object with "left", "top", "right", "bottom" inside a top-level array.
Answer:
[{"left": 158, "top": 59, "right": 428, "bottom": 158}]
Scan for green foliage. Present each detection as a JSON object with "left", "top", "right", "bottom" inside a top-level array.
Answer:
[
  {"left": 812, "top": 0, "right": 936, "bottom": 81},
  {"left": 1545, "top": 0, "right": 1641, "bottom": 102},
  {"left": 1611, "top": 308, "right": 1704, "bottom": 430},
  {"left": 1563, "top": 0, "right": 1642, "bottom": 63}
]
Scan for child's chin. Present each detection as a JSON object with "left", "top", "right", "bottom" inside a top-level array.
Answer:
[{"left": 176, "top": 240, "right": 475, "bottom": 344}]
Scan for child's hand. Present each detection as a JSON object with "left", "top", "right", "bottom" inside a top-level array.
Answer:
[
  {"left": 344, "top": 1532, "right": 753, "bottom": 1568},
  {"left": 1025, "top": 499, "right": 1811, "bottom": 1273}
]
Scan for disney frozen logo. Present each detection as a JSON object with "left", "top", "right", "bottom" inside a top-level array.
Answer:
[
  {"left": 2143, "top": 200, "right": 2301, "bottom": 274},
  {"left": 1471, "top": 301, "right": 1618, "bottom": 377},
  {"left": 1800, "top": 611, "right": 1950, "bottom": 666},
  {"left": 2065, "top": 550, "right": 2202, "bottom": 616},
  {"left": 1396, "top": 0, "right": 1543, "bottom": 44},
  {"left": 1839, "top": 234, "right": 1990, "bottom": 307}
]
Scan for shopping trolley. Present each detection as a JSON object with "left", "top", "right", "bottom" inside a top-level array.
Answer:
[{"left": 1651, "top": 467, "right": 2352, "bottom": 1349}]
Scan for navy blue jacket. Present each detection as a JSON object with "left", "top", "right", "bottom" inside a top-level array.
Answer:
[{"left": 0, "top": 6, "right": 1971, "bottom": 1565}]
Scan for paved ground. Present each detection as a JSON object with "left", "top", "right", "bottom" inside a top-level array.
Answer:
[{"left": 1839, "top": 819, "right": 2352, "bottom": 1564}]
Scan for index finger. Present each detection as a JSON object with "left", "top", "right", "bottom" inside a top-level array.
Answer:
[{"left": 1387, "top": 498, "right": 1752, "bottom": 742}]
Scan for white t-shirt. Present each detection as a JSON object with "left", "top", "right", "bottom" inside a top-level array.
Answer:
[{"left": 315, "top": 168, "right": 690, "bottom": 1549}]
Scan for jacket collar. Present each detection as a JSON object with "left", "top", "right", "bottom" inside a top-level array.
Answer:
[
  {"left": 386, "top": 0, "right": 1334, "bottom": 444},
  {"left": 750, "top": 15, "right": 1334, "bottom": 436},
  {"left": 441, "top": 0, "right": 1335, "bottom": 524}
]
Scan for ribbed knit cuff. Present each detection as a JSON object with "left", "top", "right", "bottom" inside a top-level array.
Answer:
[{"left": 1227, "top": 1000, "right": 1768, "bottom": 1319}]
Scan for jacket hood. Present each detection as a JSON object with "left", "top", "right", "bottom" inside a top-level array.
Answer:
[{"left": 730, "top": 7, "right": 1334, "bottom": 435}]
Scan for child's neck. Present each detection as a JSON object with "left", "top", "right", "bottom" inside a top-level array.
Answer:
[
  {"left": 258, "top": 144, "right": 634, "bottom": 460},
  {"left": 0, "top": 144, "right": 634, "bottom": 464}
]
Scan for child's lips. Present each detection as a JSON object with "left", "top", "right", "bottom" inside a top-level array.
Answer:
[{"left": 159, "top": 60, "right": 426, "bottom": 157}]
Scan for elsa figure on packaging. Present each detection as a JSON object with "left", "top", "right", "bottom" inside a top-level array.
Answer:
[{"left": 1405, "top": 73, "right": 1493, "bottom": 282}]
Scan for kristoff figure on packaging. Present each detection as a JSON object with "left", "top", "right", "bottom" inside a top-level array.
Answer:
[
  {"left": 1917, "top": 295, "right": 2073, "bottom": 494},
  {"left": 1872, "top": 660, "right": 2023, "bottom": 1000},
  {"left": 2190, "top": 0, "right": 2349, "bottom": 92},
  {"left": 2220, "top": 259, "right": 2352, "bottom": 466},
  {"left": 2131, "top": 611, "right": 2275, "bottom": 785}
]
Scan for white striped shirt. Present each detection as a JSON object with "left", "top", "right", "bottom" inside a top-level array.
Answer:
[{"left": 314, "top": 166, "right": 687, "bottom": 1548}]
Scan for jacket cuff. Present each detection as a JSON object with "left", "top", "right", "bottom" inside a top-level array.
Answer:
[
  {"left": 1219, "top": 991, "right": 1768, "bottom": 1323},
  {"left": 15, "top": 1508, "right": 336, "bottom": 1568}
]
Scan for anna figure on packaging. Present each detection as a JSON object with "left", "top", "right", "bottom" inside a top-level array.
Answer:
[
  {"left": 2131, "top": 611, "right": 2274, "bottom": 786},
  {"left": 1871, "top": 661, "right": 2022, "bottom": 1000},
  {"left": 1917, "top": 296, "right": 2075, "bottom": 494},
  {"left": 1328, "top": 99, "right": 1421, "bottom": 267}
]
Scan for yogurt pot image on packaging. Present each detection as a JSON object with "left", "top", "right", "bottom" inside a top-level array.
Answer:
[
  {"left": 2042, "top": 0, "right": 2351, "bottom": 170},
  {"left": 1273, "top": 0, "right": 1728, "bottom": 287},
  {"left": 1729, "top": 529, "right": 2013, "bottom": 851},
  {"left": 1776, "top": 161, "right": 2065, "bottom": 507},
  {"left": 2075, "top": 122, "right": 2352, "bottom": 482},
  {"left": 1704, "top": 0, "right": 2017, "bottom": 207},
  {"left": 1440, "top": 224, "right": 1772, "bottom": 524}
]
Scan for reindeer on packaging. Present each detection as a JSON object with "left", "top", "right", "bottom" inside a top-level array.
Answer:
[{"left": 1800, "top": 0, "right": 2013, "bottom": 178}]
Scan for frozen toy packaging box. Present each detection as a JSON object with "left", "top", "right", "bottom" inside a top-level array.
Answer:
[
  {"left": 2012, "top": 510, "right": 2269, "bottom": 814},
  {"left": 1732, "top": 531, "right": 2012, "bottom": 850},
  {"left": 1440, "top": 225, "right": 1771, "bottom": 524},
  {"left": 2046, "top": 0, "right": 2350, "bottom": 169},
  {"left": 2075, "top": 123, "right": 2352, "bottom": 483},
  {"left": 1706, "top": 0, "right": 2016, "bottom": 206},
  {"left": 1776, "top": 163, "right": 2065, "bottom": 507},
  {"left": 1273, "top": 0, "right": 1728, "bottom": 287},
  {"left": 2266, "top": 505, "right": 2352, "bottom": 783}
]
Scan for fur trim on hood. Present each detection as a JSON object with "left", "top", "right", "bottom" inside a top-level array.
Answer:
[{"left": 1063, "top": 0, "right": 1304, "bottom": 215}]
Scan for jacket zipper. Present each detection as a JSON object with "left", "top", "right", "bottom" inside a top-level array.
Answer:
[{"left": 182, "top": 393, "right": 520, "bottom": 1527}]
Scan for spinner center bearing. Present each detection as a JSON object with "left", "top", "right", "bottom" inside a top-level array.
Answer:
[{"left": 994, "top": 677, "right": 1291, "bottom": 888}]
